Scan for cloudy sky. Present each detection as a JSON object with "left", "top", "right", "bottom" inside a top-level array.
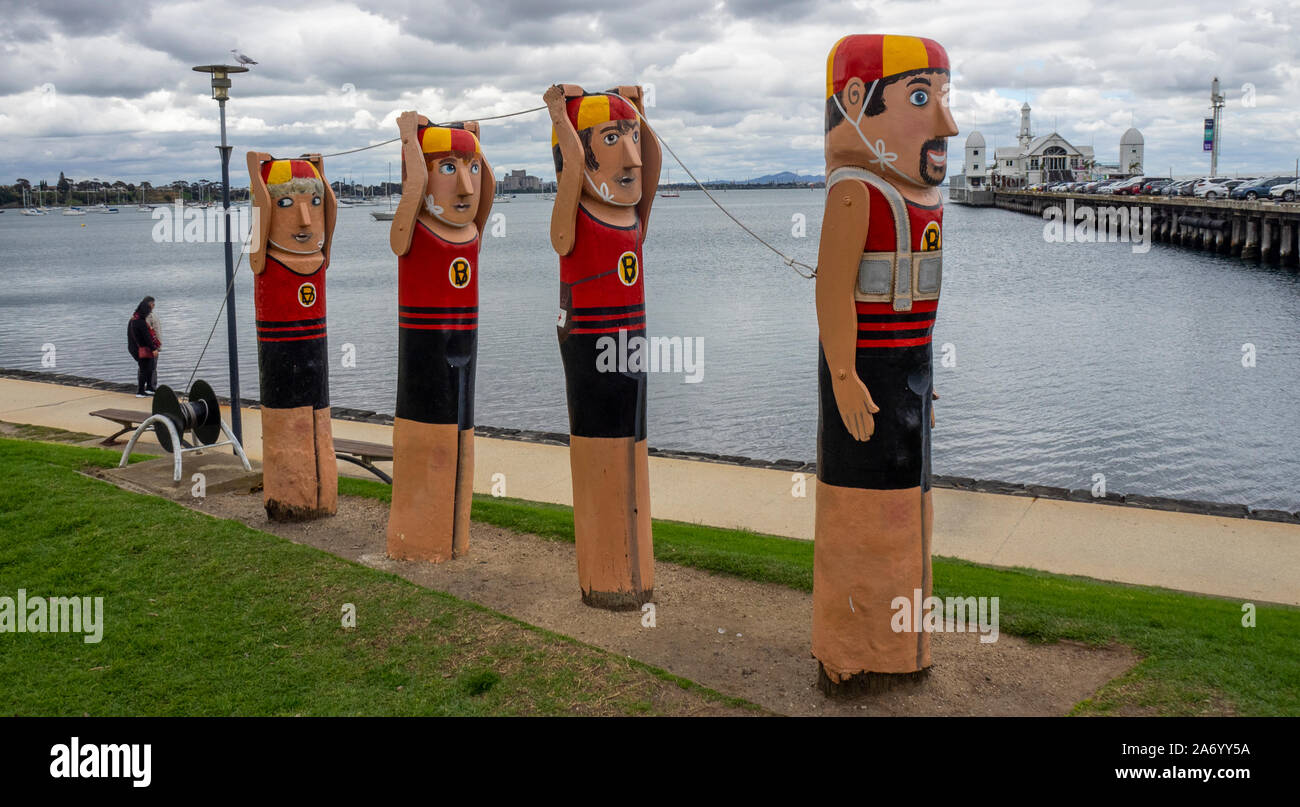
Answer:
[{"left": 1, "top": 0, "right": 1297, "bottom": 189}]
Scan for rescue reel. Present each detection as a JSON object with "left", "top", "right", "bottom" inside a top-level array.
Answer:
[
  {"left": 151, "top": 379, "right": 223, "bottom": 452},
  {"left": 118, "top": 378, "right": 252, "bottom": 482}
]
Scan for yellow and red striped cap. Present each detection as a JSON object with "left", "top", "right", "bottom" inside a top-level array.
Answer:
[
  {"left": 418, "top": 123, "right": 480, "bottom": 156},
  {"left": 260, "top": 159, "right": 322, "bottom": 186},
  {"left": 551, "top": 93, "right": 637, "bottom": 146},
  {"left": 826, "top": 34, "right": 949, "bottom": 98}
]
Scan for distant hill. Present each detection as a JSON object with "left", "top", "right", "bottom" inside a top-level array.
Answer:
[{"left": 723, "top": 171, "right": 824, "bottom": 185}]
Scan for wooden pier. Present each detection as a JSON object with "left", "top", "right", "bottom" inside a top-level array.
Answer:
[{"left": 968, "top": 190, "right": 1300, "bottom": 266}]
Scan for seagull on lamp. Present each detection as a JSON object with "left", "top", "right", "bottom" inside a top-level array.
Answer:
[{"left": 229, "top": 49, "right": 258, "bottom": 66}]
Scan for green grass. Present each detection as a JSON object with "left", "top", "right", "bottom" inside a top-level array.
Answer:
[
  {"left": 0, "top": 437, "right": 753, "bottom": 716},
  {"left": 6, "top": 430, "right": 1297, "bottom": 716},
  {"left": 341, "top": 476, "right": 1300, "bottom": 716}
]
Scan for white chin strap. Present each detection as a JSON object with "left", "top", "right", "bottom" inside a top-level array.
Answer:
[
  {"left": 832, "top": 81, "right": 908, "bottom": 182},
  {"left": 584, "top": 172, "right": 638, "bottom": 207},
  {"left": 425, "top": 194, "right": 470, "bottom": 227},
  {"left": 268, "top": 238, "right": 323, "bottom": 254}
]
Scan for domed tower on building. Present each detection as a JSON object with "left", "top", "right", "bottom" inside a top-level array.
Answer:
[
  {"left": 964, "top": 130, "right": 986, "bottom": 186},
  {"left": 1120, "top": 127, "right": 1144, "bottom": 175},
  {"left": 1018, "top": 102, "right": 1033, "bottom": 148}
]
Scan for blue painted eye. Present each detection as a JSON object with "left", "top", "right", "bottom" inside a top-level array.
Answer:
[
  {"left": 909, "top": 89, "right": 929, "bottom": 107},
  {"left": 276, "top": 197, "right": 293, "bottom": 207},
  {"left": 470, "top": 163, "right": 480, "bottom": 174},
  {"left": 311, "top": 196, "right": 322, "bottom": 206},
  {"left": 439, "top": 163, "right": 456, "bottom": 175}
]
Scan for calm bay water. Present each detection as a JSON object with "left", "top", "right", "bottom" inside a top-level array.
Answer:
[{"left": 1, "top": 190, "right": 1297, "bottom": 510}]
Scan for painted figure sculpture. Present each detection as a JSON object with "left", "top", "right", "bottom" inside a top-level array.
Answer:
[
  {"left": 813, "top": 35, "right": 957, "bottom": 692},
  {"left": 544, "top": 84, "right": 662, "bottom": 609},
  {"left": 386, "top": 114, "right": 493, "bottom": 562},
  {"left": 246, "top": 152, "right": 339, "bottom": 521}
]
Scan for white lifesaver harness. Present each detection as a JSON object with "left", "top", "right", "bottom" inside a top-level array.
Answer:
[{"left": 827, "top": 166, "right": 942, "bottom": 313}]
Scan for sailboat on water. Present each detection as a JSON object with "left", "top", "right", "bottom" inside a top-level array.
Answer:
[
  {"left": 659, "top": 166, "right": 680, "bottom": 198},
  {"left": 371, "top": 162, "right": 396, "bottom": 221}
]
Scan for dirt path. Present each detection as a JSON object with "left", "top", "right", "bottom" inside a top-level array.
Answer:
[{"left": 176, "top": 489, "right": 1135, "bottom": 716}]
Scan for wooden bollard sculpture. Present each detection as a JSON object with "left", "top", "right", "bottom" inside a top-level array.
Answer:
[
  {"left": 813, "top": 35, "right": 957, "bottom": 692},
  {"left": 246, "top": 152, "right": 339, "bottom": 521},
  {"left": 544, "top": 84, "right": 661, "bottom": 609},
  {"left": 386, "top": 113, "right": 494, "bottom": 562}
]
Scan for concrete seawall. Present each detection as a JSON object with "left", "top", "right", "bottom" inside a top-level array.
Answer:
[{"left": 2, "top": 368, "right": 1298, "bottom": 606}]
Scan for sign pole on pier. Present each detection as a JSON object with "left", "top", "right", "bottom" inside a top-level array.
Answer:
[
  {"left": 1208, "top": 77, "right": 1224, "bottom": 178},
  {"left": 192, "top": 64, "right": 249, "bottom": 444}
]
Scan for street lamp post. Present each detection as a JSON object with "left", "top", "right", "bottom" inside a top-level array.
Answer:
[{"left": 192, "top": 64, "right": 249, "bottom": 443}]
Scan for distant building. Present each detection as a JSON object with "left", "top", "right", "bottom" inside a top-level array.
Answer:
[
  {"left": 961, "top": 102, "right": 1143, "bottom": 188},
  {"left": 498, "top": 169, "right": 542, "bottom": 192}
]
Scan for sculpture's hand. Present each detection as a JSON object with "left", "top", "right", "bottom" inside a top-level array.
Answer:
[
  {"left": 397, "top": 110, "right": 419, "bottom": 140},
  {"left": 832, "top": 371, "right": 880, "bottom": 442},
  {"left": 544, "top": 85, "right": 571, "bottom": 116},
  {"left": 398, "top": 112, "right": 427, "bottom": 192},
  {"left": 611, "top": 85, "right": 643, "bottom": 113}
]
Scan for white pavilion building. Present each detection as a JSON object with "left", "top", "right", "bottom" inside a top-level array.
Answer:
[{"left": 961, "top": 102, "right": 1144, "bottom": 188}]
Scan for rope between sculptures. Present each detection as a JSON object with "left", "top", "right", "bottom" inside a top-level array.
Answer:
[{"left": 317, "top": 98, "right": 818, "bottom": 278}]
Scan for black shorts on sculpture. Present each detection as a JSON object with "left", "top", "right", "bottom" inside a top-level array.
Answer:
[
  {"left": 559, "top": 330, "right": 647, "bottom": 440},
  {"left": 258, "top": 337, "right": 330, "bottom": 410},
  {"left": 396, "top": 328, "right": 477, "bottom": 429},
  {"left": 817, "top": 343, "right": 932, "bottom": 491}
]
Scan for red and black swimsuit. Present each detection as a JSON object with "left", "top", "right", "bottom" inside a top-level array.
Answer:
[
  {"left": 855, "top": 184, "right": 942, "bottom": 350},
  {"left": 557, "top": 205, "right": 647, "bottom": 440},
  {"left": 395, "top": 221, "right": 479, "bottom": 427},
  {"left": 254, "top": 254, "right": 329, "bottom": 410},
  {"left": 817, "top": 184, "right": 942, "bottom": 491}
]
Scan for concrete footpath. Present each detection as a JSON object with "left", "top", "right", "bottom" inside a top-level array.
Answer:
[{"left": 1, "top": 376, "right": 1297, "bottom": 606}]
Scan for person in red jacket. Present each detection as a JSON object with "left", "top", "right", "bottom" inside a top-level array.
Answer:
[
  {"left": 386, "top": 113, "right": 494, "bottom": 563},
  {"left": 544, "top": 83, "right": 661, "bottom": 610},
  {"left": 126, "top": 296, "right": 159, "bottom": 397},
  {"left": 246, "top": 153, "right": 338, "bottom": 522}
]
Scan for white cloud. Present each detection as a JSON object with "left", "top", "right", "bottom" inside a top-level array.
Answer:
[{"left": 0, "top": 0, "right": 1296, "bottom": 186}]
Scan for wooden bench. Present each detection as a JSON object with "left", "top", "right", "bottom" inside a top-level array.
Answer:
[
  {"left": 93, "top": 408, "right": 393, "bottom": 484},
  {"left": 89, "top": 408, "right": 152, "bottom": 445},
  {"left": 333, "top": 437, "right": 394, "bottom": 484}
]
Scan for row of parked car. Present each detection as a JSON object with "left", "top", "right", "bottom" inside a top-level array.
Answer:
[{"left": 1026, "top": 175, "right": 1299, "bottom": 201}]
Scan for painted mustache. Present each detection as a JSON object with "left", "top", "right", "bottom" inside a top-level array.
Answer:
[{"left": 919, "top": 138, "right": 948, "bottom": 185}]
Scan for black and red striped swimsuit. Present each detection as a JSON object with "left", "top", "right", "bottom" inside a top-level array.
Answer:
[
  {"left": 394, "top": 220, "right": 480, "bottom": 427},
  {"left": 254, "top": 254, "right": 330, "bottom": 410},
  {"left": 856, "top": 183, "right": 942, "bottom": 351}
]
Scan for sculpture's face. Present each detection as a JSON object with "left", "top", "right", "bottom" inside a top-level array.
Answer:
[
  {"left": 824, "top": 34, "right": 957, "bottom": 189},
  {"left": 418, "top": 125, "right": 483, "bottom": 228},
  {"left": 424, "top": 153, "right": 482, "bottom": 227},
  {"left": 267, "top": 187, "right": 326, "bottom": 256},
  {"left": 871, "top": 69, "right": 955, "bottom": 187},
  {"left": 580, "top": 119, "right": 642, "bottom": 207}
]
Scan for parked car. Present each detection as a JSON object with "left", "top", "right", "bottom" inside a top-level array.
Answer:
[
  {"left": 1096, "top": 179, "right": 1130, "bottom": 195},
  {"left": 1195, "top": 179, "right": 1248, "bottom": 199},
  {"left": 1110, "top": 176, "right": 1149, "bottom": 196},
  {"left": 1269, "top": 181, "right": 1299, "bottom": 202},
  {"left": 1140, "top": 178, "right": 1174, "bottom": 195},
  {"left": 1230, "top": 176, "right": 1296, "bottom": 201},
  {"left": 1164, "top": 179, "right": 1196, "bottom": 196}
]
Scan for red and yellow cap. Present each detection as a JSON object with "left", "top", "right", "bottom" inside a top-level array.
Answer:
[
  {"left": 418, "top": 123, "right": 481, "bottom": 157},
  {"left": 551, "top": 93, "right": 637, "bottom": 146},
  {"left": 826, "top": 34, "right": 949, "bottom": 98},
  {"left": 260, "top": 159, "right": 322, "bottom": 186}
]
